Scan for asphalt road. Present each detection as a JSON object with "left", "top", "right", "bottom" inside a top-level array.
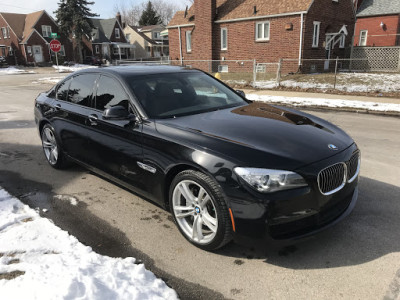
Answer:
[{"left": 1, "top": 73, "right": 400, "bottom": 300}]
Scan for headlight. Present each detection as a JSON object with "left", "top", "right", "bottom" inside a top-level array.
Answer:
[{"left": 234, "top": 167, "right": 308, "bottom": 193}]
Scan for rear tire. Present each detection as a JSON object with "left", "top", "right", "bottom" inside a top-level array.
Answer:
[
  {"left": 169, "top": 170, "right": 233, "bottom": 251},
  {"left": 41, "top": 124, "right": 67, "bottom": 169}
]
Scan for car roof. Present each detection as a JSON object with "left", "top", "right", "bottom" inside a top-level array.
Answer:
[{"left": 76, "top": 65, "right": 201, "bottom": 78}]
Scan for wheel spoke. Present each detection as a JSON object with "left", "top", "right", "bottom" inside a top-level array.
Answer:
[
  {"left": 52, "top": 148, "right": 58, "bottom": 161},
  {"left": 192, "top": 215, "right": 203, "bottom": 241},
  {"left": 199, "top": 195, "right": 211, "bottom": 208},
  {"left": 43, "top": 141, "right": 52, "bottom": 148},
  {"left": 178, "top": 182, "right": 195, "bottom": 204},
  {"left": 197, "top": 187, "right": 206, "bottom": 204},
  {"left": 45, "top": 129, "right": 53, "bottom": 142},
  {"left": 202, "top": 213, "right": 217, "bottom": 233},
  {"left": 174, "top": 205, "right": 194, "bottom": 218}
]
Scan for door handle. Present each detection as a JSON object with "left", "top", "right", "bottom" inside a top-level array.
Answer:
[
  {"left": 54, "top": 104, "right": 61, "bottom": 110},
  {"left": 88, "top": 114, "right": 98, "bottom": 126}
]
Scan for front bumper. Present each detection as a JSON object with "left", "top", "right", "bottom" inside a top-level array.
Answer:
[{"left": 225, "top": 144, "right": 359, "bottom": 240}]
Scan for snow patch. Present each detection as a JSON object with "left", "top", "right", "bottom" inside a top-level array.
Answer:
[
  {"left": 0, "top": 67, "right": 36, "bottom": 75},
  {"left": 0, "top": 188, "right": 178, "bottom": 300},
  {"left": 247, "top": 94, "right": 400, "bottom": 113},
  {"left": 53, "top": 64, "right": 98, "bottom": 73}
]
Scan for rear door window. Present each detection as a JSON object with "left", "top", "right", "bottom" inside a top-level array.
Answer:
[
  {"left": 56, "top": 77, "right": 72, "bottom": 101},
  {"left": 95, "top": 75, "right": 130, "bottom": 111},
  {"left": 67, "top": 74, "right": 98, "bottom": 107}
]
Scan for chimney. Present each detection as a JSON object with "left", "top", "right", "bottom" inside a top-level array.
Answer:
[
  {"left": 116, "top": 12, "right": 122, "bottom": 26},
  {"left": 194, "top": 0, "right": 216, "bottom": 60}
]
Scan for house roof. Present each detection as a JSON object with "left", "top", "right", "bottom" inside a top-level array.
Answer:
[
  {"left": 0, "top": 10, "right": 50, "bottom": 43},
  {"left": 138, "top": 25, "right": 164, "bottom": 32},
  {"left": 0, "top": 12, "right": 26, "bottom": 39},
  {"left": 168, "top": 0, "right": 313, "bottom": 26},
  {"left": 91, "top": 18, "right": 119, "bottom": 43},
  {"left": 357, "top": 0, "right": 400, "bottom": 17},
  {"left": 126, "top": 25, "right": 159, "bottom": 45}
]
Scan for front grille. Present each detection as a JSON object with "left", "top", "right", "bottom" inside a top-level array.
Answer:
[
  {"left": 346, "top": 151, "right": 360, "bottom": 183},
  {"left": 318, "top": 163, "right": 347, "bottom": 195}
]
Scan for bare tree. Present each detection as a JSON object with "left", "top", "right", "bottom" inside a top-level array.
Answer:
[{"left": 114, "top": 0, "right": 183, "bottom": 27}]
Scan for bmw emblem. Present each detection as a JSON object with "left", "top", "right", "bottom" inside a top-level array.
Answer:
[
  {"left": 328, "top": 144, "right": 339, "bottom": 150},
  {"left": 195, "top": 207, "right": 201, "bottom": 214}
]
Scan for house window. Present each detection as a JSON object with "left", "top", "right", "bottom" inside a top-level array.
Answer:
[
  {"left": 218, "top": 65, "right": 228, "bottom": 73},
  {"left": 1, "top": 27, "right": 7, "bottom": 39},
  {"left": 126, "top": 33, "right": 131, "bottom": 42},
  {"left": 113, "top": 47, "right": 125, "bottom": 55},
  {"left": 359, "top": 30, "right": 368, "bottom": 46},
  {"left": 312, "top": 21, "right": 321, "bottom": 48},
  {"left": 339, "top": 35, "right": 345, "bottom": 48},
  {"left": 221, "top": 28, "right": 228, "bottom": 50},
  {"left": 27, "top": 46, "right": 32, "bottom": 54},
  {"left": 59, "top": 45, "right": 65, "bottom": 56},
  {"left": 42, "top": 25, "right": 52, "bottom": 37},
  {"left": 255, "top": 21, "right": 270, "bottom": 41},
  {"left": 115, "top": 28, "right": 120, "bottom": 38},
  {"left": 8, "top": 47, "right": 13, "bottom": 56},
  {"left": 95, "top": 45, "right": 99, "bottom": 54},
  {"left": 153, "top": 32, "right": 160, "bottom": 39},
  {"left": 6, "top": 26, "right": 10, "bottom": 38},
  {"left": 186, "top": 31, "right": 192, "bottom": 53}
]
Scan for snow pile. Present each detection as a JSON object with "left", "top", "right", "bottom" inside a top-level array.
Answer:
[
  {"left": 0, "top": 188, "right": 178, "bottom": 300},
  {"left": 53, "top": 64, "right": 98, "bottom": 73},
  {"left": 247, "top": 94, "right": 400, "bottom": 113},
  {"left": 33, "top": 77, "right": 65, "bottom": 85},
  {"left": 0, "top": 67, "right": 36, "bottom": 75}
]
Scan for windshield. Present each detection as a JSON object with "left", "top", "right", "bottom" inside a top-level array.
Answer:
[{"left": 128, "top": 72, "right": 247, "bottom": 118}]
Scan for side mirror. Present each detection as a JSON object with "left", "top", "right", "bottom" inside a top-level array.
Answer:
[
  {"left": 103, "top": 105, "right": 130, "bottom": 120},
  {"left": 236, "top": 90, "right": 246, "bottom": 98}
]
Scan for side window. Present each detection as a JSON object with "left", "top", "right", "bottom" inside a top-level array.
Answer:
[
  {"left": 95, "top": 76, "right": 130, "bottom": 111},
  {"left": 68, "top": 74, "right": 98, "bottom": 107},
  {"left": 56, "top": 77, "right": 72, "bottom": 101}
]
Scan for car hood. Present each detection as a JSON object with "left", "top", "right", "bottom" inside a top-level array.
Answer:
[{"left": 156, "top": 102, "right": 354, "bottom": 170}]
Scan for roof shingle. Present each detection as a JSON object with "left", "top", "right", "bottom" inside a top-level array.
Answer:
[
  {"left": 168, "top": 0, "right": 313, "bottom": 27},
  {"left": 357, "top": 0, "right": 400, "bottom": 17}
]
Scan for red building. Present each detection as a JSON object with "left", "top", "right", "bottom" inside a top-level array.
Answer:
[
  {"left": 0, "top": 10, "right": 72, "bottom": 65},
  {"left": 354, "top": 0, "right": 400, "bottom": 47},
  {"left": 167, "top": 0, "right": 356, "bottom": 73}
]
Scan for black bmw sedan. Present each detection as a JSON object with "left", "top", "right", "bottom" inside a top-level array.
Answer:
[{"left": 34, "top": 66, "right": 360, "bottom": 250}]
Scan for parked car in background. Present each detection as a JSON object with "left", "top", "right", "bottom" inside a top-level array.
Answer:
[
  {"left": 83, "top": 56, "right": 102, "bottom": 66},
  {"left": 0, "top": 56, "right": 8, "bottom": 67},
  {"left": 34, "top": 66, "right": 360, "bottom": 251}
]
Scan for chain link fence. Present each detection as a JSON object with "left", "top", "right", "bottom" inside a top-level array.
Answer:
[{"left": 116, "top": 57, "right": 400, "bottom": 93}]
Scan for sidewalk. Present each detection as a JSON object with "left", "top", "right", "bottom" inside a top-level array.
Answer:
[{"left": 243, "top": 88, "right": 400, "bottom": 117}]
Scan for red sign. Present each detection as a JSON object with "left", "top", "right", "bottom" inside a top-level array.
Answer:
[{"left": 49, "top": 39, "right": 61, "bottom": 53}]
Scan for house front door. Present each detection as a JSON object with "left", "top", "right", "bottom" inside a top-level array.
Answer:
[
  {"left": 102, "top": 45, "right": 109, "bottom": 59},
  {"left": 33, "top": 46, "right": 44, "bottom": 63}
]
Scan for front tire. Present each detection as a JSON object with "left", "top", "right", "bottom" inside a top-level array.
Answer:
[
  {"left": 169, "top": 170, "right": 233, "bottom": 251},
  {"left": 41, "top": 124, "right": 67, "bottom": 169}
]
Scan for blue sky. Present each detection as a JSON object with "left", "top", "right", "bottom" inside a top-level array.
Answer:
[{"left": 0, "top": 0, "right": 189, "bottom": 18}]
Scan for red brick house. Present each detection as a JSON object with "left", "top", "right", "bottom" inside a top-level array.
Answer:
[
  {"left": 0, "top": 10, "right": 72, "bottom": 65},
  {"left": 354, "top": 0, "right": 400, "bottom": 47},
  {"left": 167, "top": 0, "right": 356, "bottom": 73}
]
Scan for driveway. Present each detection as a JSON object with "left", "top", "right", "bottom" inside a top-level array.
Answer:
[{"left": 1, "top": 73, "right": 400, "bottom": 299}]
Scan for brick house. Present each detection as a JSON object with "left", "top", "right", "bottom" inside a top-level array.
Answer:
[
  {"left": 354, "top": 0, "right": 400, "bottom": 47},
  {"left": 124, "top": 24, "right": 169, "bottom": 59},
  {"left": 88, "top": 14, "right": 134, "bottom": 62},
  {"left": 0, "top": 10, "right": 72, "bottom": 65},
  {"left": 167, "top": 0, "right": 356, "bottom": 73}
]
